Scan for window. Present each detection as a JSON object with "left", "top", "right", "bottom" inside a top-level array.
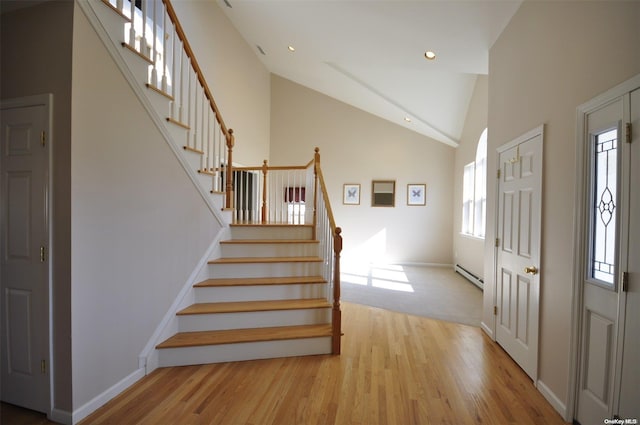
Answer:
[
  {"left": 590, "top": 128, "right": 618, "bottom": 285},
  {"left": 461, "top": 128, "right": 487, "bottom": 238}
]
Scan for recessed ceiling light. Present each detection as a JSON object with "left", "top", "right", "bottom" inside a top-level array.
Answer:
[
  {"left": 424, "top": 51, "right": 436, "bottom": 60},
  {"left": 288, "top": 45, "right": 296, "bottom": 52},
  {"left": 404, "top": 117, "right": 412, "bottom": 122}
]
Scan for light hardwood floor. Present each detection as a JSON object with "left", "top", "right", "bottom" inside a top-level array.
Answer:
[{"left": 77, "top": 302, "right": 566, "bottom": 425}]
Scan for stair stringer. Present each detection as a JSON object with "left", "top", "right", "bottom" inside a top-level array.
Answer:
[
  {"left": 139, "top": 226, "right": 231, "bottom": 374},
  {"left": 76, "top": 0, "right": 229, "bottom": 227}
]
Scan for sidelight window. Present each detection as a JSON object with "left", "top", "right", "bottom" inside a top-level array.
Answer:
[{"left": 590, "top": 128, "right": 618, "bottom": 285}]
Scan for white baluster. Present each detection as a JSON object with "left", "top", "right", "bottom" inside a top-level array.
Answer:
[
  {"left": 161, "top": 5, "right": 168, "bottom": 93},
  {"left": 129, "top": 0, "right": 136, "bottom": 46},
  {"left": 151, "top": 0, "right": 158, "bottom": 86},
  {"left": 192, "top": 81, "right": 198, "bottom": 153},
  {"left": 200, "top": 90, "right": 205, "bottom": 155},
  {"left": 116, "top": 0, "right": 123, "bottom": 12},
  {"left": 141, "top": 0, "right": 148, "bottom": 56}
]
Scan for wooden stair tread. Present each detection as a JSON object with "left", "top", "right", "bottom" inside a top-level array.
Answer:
[
  {"left": 177, "top": 298, "right": 331, "bottom": 315},
  {"left": 194, "top": 276, "right": 327, "bottom": 287},
  {"left": 208, "top": 256, "right": 323, "bottom": 264},
  {"left": 156, "top": 324, "right": 332, "bottom": 349},
  {"left": 221, "top": 239, "right": 319, "bottom": 244}
]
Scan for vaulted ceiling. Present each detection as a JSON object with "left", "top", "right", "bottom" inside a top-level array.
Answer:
[{"left": 218, "top": 0, "right": 521, "bottom": 147}]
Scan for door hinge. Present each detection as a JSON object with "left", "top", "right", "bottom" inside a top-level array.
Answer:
[
  {"left": 495, "top": 238, "right": 500, "bottom": 248},
  {"left": 625, "top": 123, "right": 632, "bottom": 144},
  {"left": 493, "top": 306, "right": 498, "bottom": 316},
  {"left": 40, "top": 246, "right": 47, "bottom": 262},
  {"left": 41, "top": 359, "right": 46, "bottom": 374},
  {"left": 497, "top": 168, "right": 501, "bottom": 179},
  {"left": 41, "top": 131, "right": 46, "bottom": 147},
  {"left": 622, "top": 271, "right": 629, "bottom": 292}
]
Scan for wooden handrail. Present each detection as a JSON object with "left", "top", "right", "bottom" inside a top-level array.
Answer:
[
  {"left": 233, "top": 164, "right": 309, "bottom": 172},
  {"left": 162, "top": 0, "right": 231, "bottom": 139},
  {"left": 162, "top": 0, "right": 236, "bottom": 208}
]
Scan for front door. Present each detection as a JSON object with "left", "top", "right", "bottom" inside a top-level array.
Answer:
[
  {"left": 0, "top": 97, "right": 51, "bottom": 413},
  {"left": 495, "top": 125, "right": 543, "bottom": 381}
]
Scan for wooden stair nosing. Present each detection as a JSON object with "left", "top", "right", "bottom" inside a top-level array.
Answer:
[
  {"left": 156, "top": 324, "right": 332, "bottom": 349},
  {"left": 177, "top": 298, "right": 331, "bottom": 315},
  {"left": 230, "top": 223, "right": 314, "bottom": 228},
  {"left": 220, "top": 239, "right": 319, "bottom": 245},
  {"left": 208, "top": 256, "right": 323, "bottom": 265},
  {"left": 120, "top": 42, "right": 153, "bottom": 64},
  {"left": 145, "top": 83, "right": 174, "bottom": 101},
  {"left": 194, "top": 276, "right": 327, "bottom": 287},
  {"left": 100, "top": 0, "right": 131, "bottom": 22}
]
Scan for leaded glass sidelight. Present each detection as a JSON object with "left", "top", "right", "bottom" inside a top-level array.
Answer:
[{"left": 591, "top": 128, "right": 618, "bottom": 285}]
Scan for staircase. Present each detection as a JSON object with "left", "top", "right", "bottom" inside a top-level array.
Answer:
[
  {"left": 156, "top": 224, "right": 334, "bottom": 366},
  {"left": 79, "top": 0, "right": 342, "bottom": 368}
]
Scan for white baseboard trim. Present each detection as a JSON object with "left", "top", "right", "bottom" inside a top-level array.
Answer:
[
  {"left": 72, "top": 367, "right": 145, "bottom": 424},
  {"left": 480, "top": 321, "right": 493, "bottom": 339},
  {"left": 536, "top": 379, "right": 567, "bottom": 420},
  {"left": 49, "top": 408, "right": 73, "bottom": 425},
  {"left": 395, "top": 262, "right": 453, "bottom": 268}
]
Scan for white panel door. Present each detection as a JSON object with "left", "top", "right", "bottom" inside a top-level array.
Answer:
[
  {"left": 0, "top": 102, "right": 50, "bottom": 413},
  {"left": 495, "top": 126, "right": 543, "bottom": 381},
  {"left": 576, "top": 98, "right": 623, "bottom": 425},
  {"left": 617, "top": 88, "right": 640, "bottom": 419}
]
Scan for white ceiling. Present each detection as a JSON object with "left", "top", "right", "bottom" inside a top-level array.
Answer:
[{"left": 218, "top": 0, "right": 522, "bottom": 147}]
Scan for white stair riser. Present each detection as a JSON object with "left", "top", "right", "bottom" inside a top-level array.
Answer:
[
  {"left": 194, "top": 283, "right": 327, "bottom": 302},
  {"left": 208, "top": 262, "right": 322, "bottom": 279},
  {"left": 157, "top": 337, "right": 332, "bottom": 367},
  {"left": 220, "top": 243, "right": 318, "bottom": 258},
  {"left": 144, "top": 89, "right": 172, "bottom": 120},
  {"left": 196, "top": 171, "right": 213, "bottom": 190},
  {"left": 230, "top": 226, "right": 313, "bottom": 240},
  {"left": 210, "top": 193, "right": 225, "bottom": 211},
  {"left": 94, "top": 2, "right": 130, "bottom": 47},
  {"left": 166, "top": 124, "right": 189, "bottom": 150},
  {"left": 178, "top": 309, "right": 331, "bottom": 332}
]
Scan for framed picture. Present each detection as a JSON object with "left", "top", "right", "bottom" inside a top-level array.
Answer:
[
  {"left": 372, "top": 180, "right": 395, "bottom": 207},
  {"left": 407, "top": 184, "right": 426, "bottom": 206},
  {"left": 343, "top": 184, "right": 361, "bottom": 205}
]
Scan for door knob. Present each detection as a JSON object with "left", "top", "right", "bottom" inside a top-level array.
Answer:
[{"left": 524, "top": 266, "right": 539, "bottom": 275}]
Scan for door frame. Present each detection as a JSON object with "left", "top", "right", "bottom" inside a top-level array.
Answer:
[
  {"left": 0, "top": 93, "right": 53, "bottom": 415},
  {"left": 568, "top": 74, "right": 640, "bottom": 422}
]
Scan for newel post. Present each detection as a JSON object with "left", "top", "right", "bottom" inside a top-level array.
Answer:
[
  {"left": 225, "top": 129, "right": 235, "bottom": 210},
  {"left": 261, "top": 160, "right": 268, "bottom": 224},
  {"left": 332, "top": 227, "right": 343, "bottom": 354}
]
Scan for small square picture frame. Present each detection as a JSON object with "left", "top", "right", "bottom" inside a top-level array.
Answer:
[
  {"left": 407, "top": 184, "right": 426, "bottom": 206},
  {"left": 343, "top": 184, "right": 361, "bottom": 205}
]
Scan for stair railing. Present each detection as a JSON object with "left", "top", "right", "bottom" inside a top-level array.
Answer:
[
  {"left": 312, "top": 148, "right": 342, "bottom": 354},
  {"left": 102, "top": 0, "right": 235, "bottom": 206},
  {"left": 233, "top": 148, "right": 342, "bottom": 353}
]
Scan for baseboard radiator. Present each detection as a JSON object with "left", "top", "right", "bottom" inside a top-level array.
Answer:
[{"left": 454, "top": 264, "right": 484, "bottom": 290}]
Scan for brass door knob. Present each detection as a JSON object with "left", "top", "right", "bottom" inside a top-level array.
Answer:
[{"left": 524, "top": 266, "right": 539, "bottom": 275}]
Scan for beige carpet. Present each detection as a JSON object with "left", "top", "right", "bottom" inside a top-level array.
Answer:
[{"left": 340, "top": 262, "right": 483, "bottom": 326}]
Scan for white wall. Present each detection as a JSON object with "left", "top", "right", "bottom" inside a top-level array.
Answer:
[
  {"left": 1, "top": 1, "right": 74, "bottom": 413},
  {"left": 171, "top": 0, "right": 270, "bottom": 166},
  {"left": 270, "top": 75, "right": 455, "bottom": 265},
  {"left": 452, "top": 75, "right": 487, "bottom": 279},
  {"left": 485, "top": 0, "right": 640, "bottom": 415},
  {"left": 71, "top": 7, "right": 222, "bottom": 411}
]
